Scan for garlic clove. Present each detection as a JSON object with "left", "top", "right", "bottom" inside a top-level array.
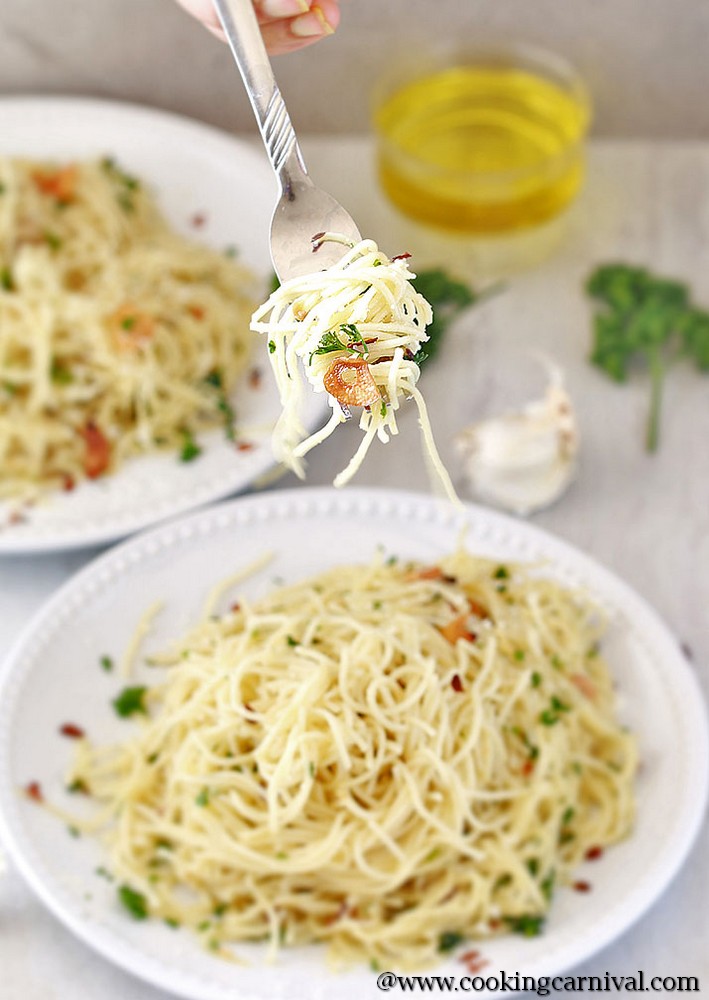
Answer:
[{"left": 455, "top": 365, "right": 578, "bottom": 516}]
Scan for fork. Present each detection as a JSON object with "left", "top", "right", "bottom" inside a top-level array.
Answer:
[{"left": 212, "top": 0, "right": 361, "bottom": 282}]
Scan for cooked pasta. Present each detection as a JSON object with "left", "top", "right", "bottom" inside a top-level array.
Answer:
[
  {"left": 66, "top": 549, "right": 636, "bottom": 969},
  {"left": 250, "top": 236, "right": 457, "bottom": 502},
  {"left": 0, "top": 157, "right": 257, "bottom": 500}
]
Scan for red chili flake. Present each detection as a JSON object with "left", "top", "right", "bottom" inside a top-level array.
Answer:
[
  {"left": 451, "top": 674, "right": 464, "bottom": 693},
  {"left": 488, "top": 918, "right": 501, "bottom": 930},
  {"left": 25, "top": 781, "right": 43, "bottom": 803},
  {"left": 573, "top": 880, "right": 592, "bottom": 893},
  {"left": 190, "top": 212, "right": 206, "bottom": 228},
  {"left": 464, "top": 958, "right": 489, "bottom": 974},
  {"left": 391, "top": 252, "right": 412, "bottom": 261},
  {"left": 521, "top": 759, "right": 535, "bottom": 776},
  {"left": 80, "top": 421, "right": 111, "bottom": 479},
  {"left": 8, "top": 510, "right": 27, "bottom": 525},
  {"left": 187, "top": 304, "right": 205, "bottom": 320},
  {"left": 461, "top": 949, "right": 481, "bottom": 963},
  {"left": 248, "top": 368, "right": 262, "bottom": 389},
  {"left": 585, "top": 845, "right": 604, "bottom": 861},
  {"left": 230, "top": 602, "right": 241, "bottom": 613},
  {"left": 60, "top": 723, "right": 85, "bottom": 739},
  {"left": 236, "top": 441, "right": 255, "bottom": 452},
  {"left": 62, "top": 474, "right": 76, "bottom": 492}
]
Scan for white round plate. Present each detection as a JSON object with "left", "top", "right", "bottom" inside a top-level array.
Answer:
[
  {"left": 0, "top": 97, "right": 323, "bottom": 553},
  {"left": 0, "top": 487, "right": 706, "bottom": 1000}
]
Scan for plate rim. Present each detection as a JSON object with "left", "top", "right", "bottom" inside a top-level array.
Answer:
[
  {"left": 0, "top": 95, "right": 326, "bottom": 554},
  {"left": 0, "top": 485, "right": 707, "bottom": 999}
]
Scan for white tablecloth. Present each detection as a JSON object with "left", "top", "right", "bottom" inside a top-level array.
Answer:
[{"left": 0, "top": 137, "right": 707, "bottom": 998}]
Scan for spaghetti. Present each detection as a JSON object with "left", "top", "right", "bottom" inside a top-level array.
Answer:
[
  {"left": 66, "top": 550, "right": 636, "bottom": 969},
  {"left": 0, "top": 157, "right": 257, "bottom": 500},
  {"left": 251, "top": 236, "right": 457, "bottom": 502}
]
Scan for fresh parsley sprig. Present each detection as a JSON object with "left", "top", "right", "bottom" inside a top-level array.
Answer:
[
  {"left": 586, "top": 263, "right": 709, "bottom": 451},
  {"left": 310, "top": 324, "right": 369, "bottom": 362}
]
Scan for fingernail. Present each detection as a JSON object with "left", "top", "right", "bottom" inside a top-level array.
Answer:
[
  {"left": 261, "top": 0, "right": 309, "bottom": 18},
  {"left": 291, "top": 5, "right": 334, "bottom": 37}
]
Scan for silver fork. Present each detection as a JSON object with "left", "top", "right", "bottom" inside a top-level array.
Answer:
[{"left": 212, "top": 0, "right": 361, "bottom": 281}]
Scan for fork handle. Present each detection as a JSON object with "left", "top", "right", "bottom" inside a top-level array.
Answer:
[{"left": 212, "top": 0, "right": 308, "bottom": 187}]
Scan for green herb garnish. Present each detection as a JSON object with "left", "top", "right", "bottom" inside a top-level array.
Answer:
[
  {"left": 50, "top": 359, "right": 73, "bottom": 385},
  {"left": 118, "top": 884, "right": 148, "bottom": 920},
  {"left": 44, "top": 231, "right": 62, "bottom": 251},
  {"left": 540, "top": 870, "right": 556, "bottom": 901},
  {"left": 587, "top": 263, "right": 709, "bottom": 451},
  {"left": 504, "top": 914, "right": 544, "bottom": 937},
  {"left": 100, "top": 655, "right": 113, "bottom": 672},
  {"left": 526, "top": 858, "right": 539, "bottom": 877},
  {"left": 438, "top": 930, "right": 465, "bottom": 953},
  {"left": 112, "top": 686, "right": 148, "bottom": 718},
  {"left": 286, "top": 635, "right": 299, "bottom": 647},
  {"left": 204, "top": 369, "right": 223, "bottom": 389},
  {"left": 178, "top": 429, "right": 201, "bottom": 463},
  {"left": 268, "top": 340, "right": 276, "bottom": 354},
  {"left": 561, "top": 806, "right": 575, "bottom": 826},
  {"left": 531, "top": 671, "right": 542, "bottom": 688},
  {"left": 494, "top": 566, "right": 509, "bottom": 580},
  {"left": 1, "top": 267, "right": 14, "bottom": 291},
  {"left": 195, "top": 788, "right": 210, "bottom": 807},
  {"left": 539, "top": 695, "right": 570, "bottom": 726},
  {"left": 310, "top": 323, "right": 369, "bottom": 362}
]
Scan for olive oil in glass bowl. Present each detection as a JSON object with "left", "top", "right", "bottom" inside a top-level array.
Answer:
[{"left": 373, "top": 45, "right": 591, "bottom": 235}]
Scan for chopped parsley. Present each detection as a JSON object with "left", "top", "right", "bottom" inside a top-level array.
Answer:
[
  {"left": 195, "top": 788, "right": 210, "bottom": 807},
  {"left": 438, "top": 930, "right": 465, "bottom": 953},
  {"left": 216, "top": 393, "right": 236, "bottom": 441},
  {"left": 504, "top": 914, "right": 544, "bottom": 937},
  {"left": 494, "top": 565, "right": 509, "bottom": 580},
  {"left": 539, "top": 695, "right": 570, "bottom": 726},
  {"left": 526, "top": 858, "right": 539, "bottom": 877},
  {"left": 100, "top": 655, "right": 113, "bottom": 672},
  {"left": 268, "top": 340, "right": 277, "bottom": 354},
  {"left": 514, "top": 649, "right": 525, "bottom": 662},
  {"left": 44, "top": 230, "right": 62, "bottom": 251},
  {"left": 1, "top": 267, "right": 15, "bottom": 291},
  {"left": 117, "top": 884, "right": 148, "bottom": 920},
  {"left": 204, "top": 369, "right": 223, "bottom": 389},
  {"left": 561, "top": 806, "right": 575, "bottom": 826},
  {"left": 531, "top": 671, "right": 542, "bottom": 688},
  {"left": 286, "top": 635, "right": 299, "bottom": 647},
  {"left": 540, "top": 870, "right": 556, "bottom": 901},
  {"left": 67, "top": 778, "right": 90, "bottom": 795},
  {"left": 164, "top": 917, "right": 180, "bottom": 929},
  {"left": 179, "top": 429, "right": 201, "bottom": 463},
  {"left": 310, "top": 323, "right": 369, "bottom": 362},
  {"left": 50, "top": 359, "right": 73, "bottom": 385},
  {"left": 112, "top": 686, "right": 148, "bottom": 718}
]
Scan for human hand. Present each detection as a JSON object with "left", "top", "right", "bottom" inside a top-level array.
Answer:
[{"left": 174, "top": 0, "right": 340, "bottom": 54}]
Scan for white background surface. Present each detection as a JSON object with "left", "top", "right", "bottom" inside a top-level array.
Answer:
[
  {"left": 1, "top": 135, "right": 708, "bottom": 996},
  {"left": 1, "top": 0, "right": 709, "bottom": 139}
]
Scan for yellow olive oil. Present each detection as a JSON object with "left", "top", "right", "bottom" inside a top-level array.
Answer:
[{"left": 375, "top": 65, "right": 589, "bottom": 233}]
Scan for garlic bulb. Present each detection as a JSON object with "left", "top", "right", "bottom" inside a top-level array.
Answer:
[{"left": 455, "top": 363, "right": 578, "bottom": 515}]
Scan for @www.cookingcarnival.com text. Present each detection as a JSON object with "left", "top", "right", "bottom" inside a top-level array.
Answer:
[{"left": 375, "top": 972, "right": 700, "bottom": 994}]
